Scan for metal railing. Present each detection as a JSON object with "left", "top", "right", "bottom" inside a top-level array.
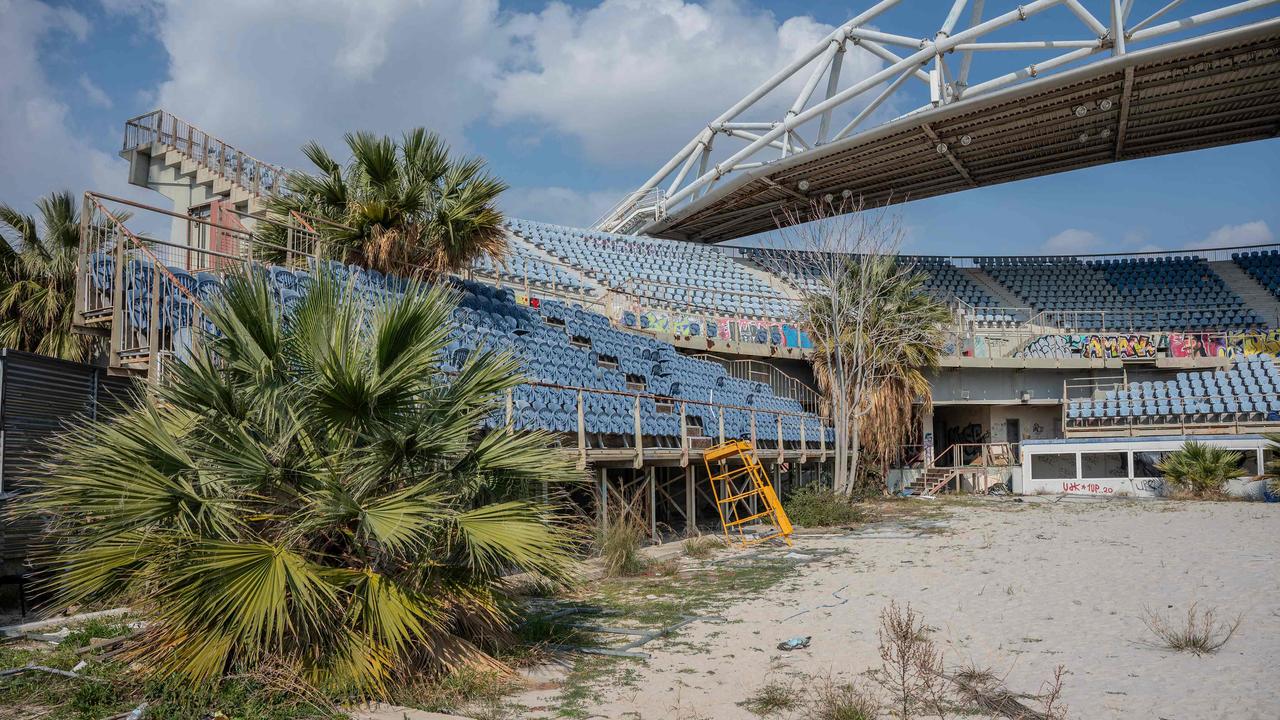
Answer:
[
  {"left": 123, "top": 110, "right": 289, "bottom": 198},
  {"left": 691, "top": 354, "right": 821, "bottom": 414},
  {"left": 74, "top": 193, "right": 834, "bottom": 452},
  {"left": 1065, "top": 389, "right": 1280, "bottom": 436}
]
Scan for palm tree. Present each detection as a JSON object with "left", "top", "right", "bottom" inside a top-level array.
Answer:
[
  {"left": 28, "top": 270, "right": 578, "bottom": 694},
  {"left": 263, "top": 129, "right": 508, "bottom": 278},
  {"left": 1156, "top": 441, "right": 1242, "bottom": 497},
  {"left": 802, "top": 255, "right": 950, "bottom": 493},
  {"left": 0, "top": 191, "right": 96, "bottom": 361}
]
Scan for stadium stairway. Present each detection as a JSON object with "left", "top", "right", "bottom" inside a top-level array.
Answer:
[
  {"left": 121, "top": 110, "right": 281, "bottom": 218},
  {"left": 1209, "top": 260, "right": 1280, "bottom": 328},
  {"left": 960, "top": 266, "right": 1026, "bottom": 310}
]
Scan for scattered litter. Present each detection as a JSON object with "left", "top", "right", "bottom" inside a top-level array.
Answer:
[
  {"left": 781, "top": 584, "right": 850, "bottom": 621},
  {"left": 915, "top": 494, "right": 937, "bottom": 500},
  {"left": 27, "top": 629, "right": 70, "bottom": 644},
  {"left": 71, "top": 660, "right": 88, "bottom": 673},
  {"left": 782, "top": 552, "right": 813, "bottom": 561},
  {"left": 776, "top": 635, "right": 811, "bottom": 651}
]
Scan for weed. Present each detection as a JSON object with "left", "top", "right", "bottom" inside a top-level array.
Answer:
[
  {"left": 1141, "top": 603, "right": 1242, "bottom": 655},
  {"left": 806, "top": 677, "right": 880, "bottom": 720},
  {"left": 595, "top": 509, "right": 650, "bottom": 577},
  {"left": 783, "top": 487, "right": 877, "bottom": 528},
  {"left": 682, "top": 534, "right": 723, "bottom": 559},
  {"left": 875, "top": 600, "right": 945, "bottom": 720},
  {"left": 741, "top": 679, "right": 801, "bottom": 716}
]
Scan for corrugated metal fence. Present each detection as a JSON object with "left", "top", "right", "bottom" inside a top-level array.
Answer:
[{"left": 0, "top": 349, "right": 137, "bottom": 574}]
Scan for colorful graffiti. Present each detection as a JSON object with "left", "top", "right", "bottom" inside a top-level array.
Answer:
[
  {"left": 1168, "top": 331, "right": 1280, "bottom": 358},
  {"left": 1079, "top": 334, "right": 1158, "bottom": 360},
  {"left": 618, "top": 305, "right": 813, "bottom": 349}
]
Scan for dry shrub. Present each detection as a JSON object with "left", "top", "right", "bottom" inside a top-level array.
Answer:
[
  {"left": 875, "top": 603, "right": 1071, "bottom": 720},
  {"left": 806, "top": 677, "right": 880, "bottom": 720},
  {"left": 595, "top": 509, "right": 649, "bottom": 577},
  {"left": 876, "top": 600, "right": 946, "bottom": 719},
  {"left": 1142, "top": 603, "right": 1241, "bottom": 655},
  {"left": 682, "top": 533, "right": 724, "bottom": 559},
  {"left": 741, "top": 679, "right": 802, "bottom": 716}
]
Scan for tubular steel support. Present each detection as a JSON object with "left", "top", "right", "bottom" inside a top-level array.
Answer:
[{"left": 596, "top": 0, "right": 1280, "bottom": 235}]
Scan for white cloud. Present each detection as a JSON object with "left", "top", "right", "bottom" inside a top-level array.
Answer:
[
  {"left": 1199, "top": 220, "right": 1273, "bottom": 249},
  {"left": 148, "top": 0, "right": 504, "bottom": 169},
  {"left": 502, "top": 185, "right": 629, "bottom": 228},
  {"left": 0, "top": 0, "right": 132, "bottom": 211},
  {"left": 109, "top": 0, "right": 886, "bottom": 228},
  {"left": 1042, "top": 228, "right": 1102, "bottom": 254},
  {"left": 492, "top": 0, "right": 881, "bottom": 167},
  {"left": 78, "top": 73, "right": 112, "bottom": 108}
]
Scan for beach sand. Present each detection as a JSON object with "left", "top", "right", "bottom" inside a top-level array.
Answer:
[{"left": 525, "top": 496, "right": 1280, "bottom": 719}]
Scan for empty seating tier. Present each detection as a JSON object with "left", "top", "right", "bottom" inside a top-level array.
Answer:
[
  {"left": 1068, "top": 354, "right": 1280, "bottom": 427},
  {"left": 979, "top": 255, "right": 1261, "bottom": 331},
  {"left": 740, "top": 249, "right": 1000, "bottom": 310},
  {"left": 506, "top": 219, "right": 794, "bottom": 319},
  {"left": 1234, "top": 250, "right": 1280, "bottom": 301},
  {"left": 85, "top": 253, "right": 830, "bottom": 447}
]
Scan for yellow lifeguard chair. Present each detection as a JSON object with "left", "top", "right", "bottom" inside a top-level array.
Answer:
[{"left": 703, "top": 440, "right": 793, "bottom": 547}]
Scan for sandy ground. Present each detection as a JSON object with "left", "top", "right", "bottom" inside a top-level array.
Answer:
[{"left": 523, "top": 496, "right": 1280, "bottom": 719}]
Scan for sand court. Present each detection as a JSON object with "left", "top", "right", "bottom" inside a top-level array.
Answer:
[{"left": 554, "top": 497, "right": 1279, "bottom": 719}]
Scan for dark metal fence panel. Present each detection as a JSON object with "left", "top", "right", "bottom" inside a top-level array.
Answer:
[{"left": 0, "top": 349, "right": 138, "bottom": 573}]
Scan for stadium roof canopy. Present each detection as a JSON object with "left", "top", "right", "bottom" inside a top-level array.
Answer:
[{"left": 595, "top": 1, "right": 1280, "bottom": 243}]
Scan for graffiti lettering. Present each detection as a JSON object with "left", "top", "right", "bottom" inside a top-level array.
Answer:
[
  {"left": 1080, "top": 334, "right": 1158, "bottom": 360},
  {"left": 1169, "top": 331, "right": 1280, "bottom": 358}
]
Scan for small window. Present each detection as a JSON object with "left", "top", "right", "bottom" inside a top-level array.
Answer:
[
  {"left": 1236, "top": 451, "right": 1259, "bottom": 476},
  {"left": 1081, "top": 452, "right": 1128, "bottom": 479},
  {"left": 1031, "top": 453, "right": 1077, "bottom": 480},
  {"left": 1133, "top": 451, "right": 1168, "bottom": 478}
]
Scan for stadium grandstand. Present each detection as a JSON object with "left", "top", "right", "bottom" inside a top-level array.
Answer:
[{"left": 2, "top": 2, "right": 1278, "bottom": 591}]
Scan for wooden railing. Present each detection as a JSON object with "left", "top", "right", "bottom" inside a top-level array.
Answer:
[{"left": 123, "top": 110, "right": 289, "bottom": 198}]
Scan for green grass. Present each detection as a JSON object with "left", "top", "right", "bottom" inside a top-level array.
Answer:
[
  {"left": 740, "top": 680, "right": 801, "bottom": 716},
  {"left": 0, "top": 616, "right": 337, "bottom": 720},
  {"left": 783, "top": 487, "right": 877, "bottom": 528}
]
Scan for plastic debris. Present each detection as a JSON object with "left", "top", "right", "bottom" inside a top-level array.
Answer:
[{"left": 776, "top": 635, "right": 811, "bottom": 651}]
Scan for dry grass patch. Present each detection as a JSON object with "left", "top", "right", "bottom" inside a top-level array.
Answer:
[
  {"left": 682, "top": 534, "right": 724, "bottom": 559},
  {"left": 1141, "top": 603, "right": 1242, "bottom": 655}
]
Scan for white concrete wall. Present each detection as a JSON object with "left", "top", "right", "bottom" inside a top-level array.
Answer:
[{"left": 1019, "top": 436, "right": 1266, "bottom": 497}]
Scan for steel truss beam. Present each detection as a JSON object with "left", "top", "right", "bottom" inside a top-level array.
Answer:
[{"left": 594, "top": 1, "right": 1280, "bottom": 239}]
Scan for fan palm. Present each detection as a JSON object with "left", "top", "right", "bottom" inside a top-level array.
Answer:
[
  {"left": 29, "top": 269, "right": 578, "bottom": 695},
  {"left": 263, "top": 129, "right": 508, "bottom": 277},
  {"left": 1156, "top": 441, "right": 1242, "bottom": 497},
  {"left": 802, "top": 255, "right": 950, "bottom": 491},
  {"left": 0, "top": 191, "right": 96, "bottom": 361}
]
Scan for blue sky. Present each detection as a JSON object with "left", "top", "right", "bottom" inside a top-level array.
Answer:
[{"left": 2, "top": 0, "right": 1277, "bottom": 255}]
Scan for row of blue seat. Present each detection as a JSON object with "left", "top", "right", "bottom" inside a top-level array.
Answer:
[
  {"left": 1068, "top": 355, "right": 1280, "bottom": 424},
  {"left": 88, "top": 253, "right": 830, "bottom": 444}
]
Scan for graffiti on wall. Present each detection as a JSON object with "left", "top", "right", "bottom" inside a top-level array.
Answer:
[
  {"left": 1079, "top": 334, "right": 1159, "bottom": 359},
  {"left": 1168, "top": 331, "right": 1280, "bottom": 358},
  {"left": 618, "top": 305, "right": 813, "bottom": 349}
]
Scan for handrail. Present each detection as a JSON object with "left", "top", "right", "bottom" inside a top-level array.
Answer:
[
  {"left": 77, "top": 193, "right": 832, "bottom": 454},
  {"left": 123, "top": 109, "right": 289, "bottom": 198}
]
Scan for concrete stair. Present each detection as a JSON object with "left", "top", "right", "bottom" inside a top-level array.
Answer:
[
  {"left": 144, "top": 144, "right": 267, "bottom": 214},
  {"left": 1210, "top": 260, "right": 1280, "bottom": 327}
]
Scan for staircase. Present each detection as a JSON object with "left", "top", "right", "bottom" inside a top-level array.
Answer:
[
  {"left": 121, "top": 110, "right": 286, "bottom": 216},
  {"left": 1210, "top": 260, "right": 1280, "bottom": 328},
  {"left": 960, "top": 266, "right": 1026, "bottom": 309},
  {"left": 904, "top": 443, "right": 1015, "bottom": 496}
]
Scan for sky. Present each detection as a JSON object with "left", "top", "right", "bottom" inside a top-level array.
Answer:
[{"left": 1, "top": 0, "right": 1277, "bottom": 256}]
